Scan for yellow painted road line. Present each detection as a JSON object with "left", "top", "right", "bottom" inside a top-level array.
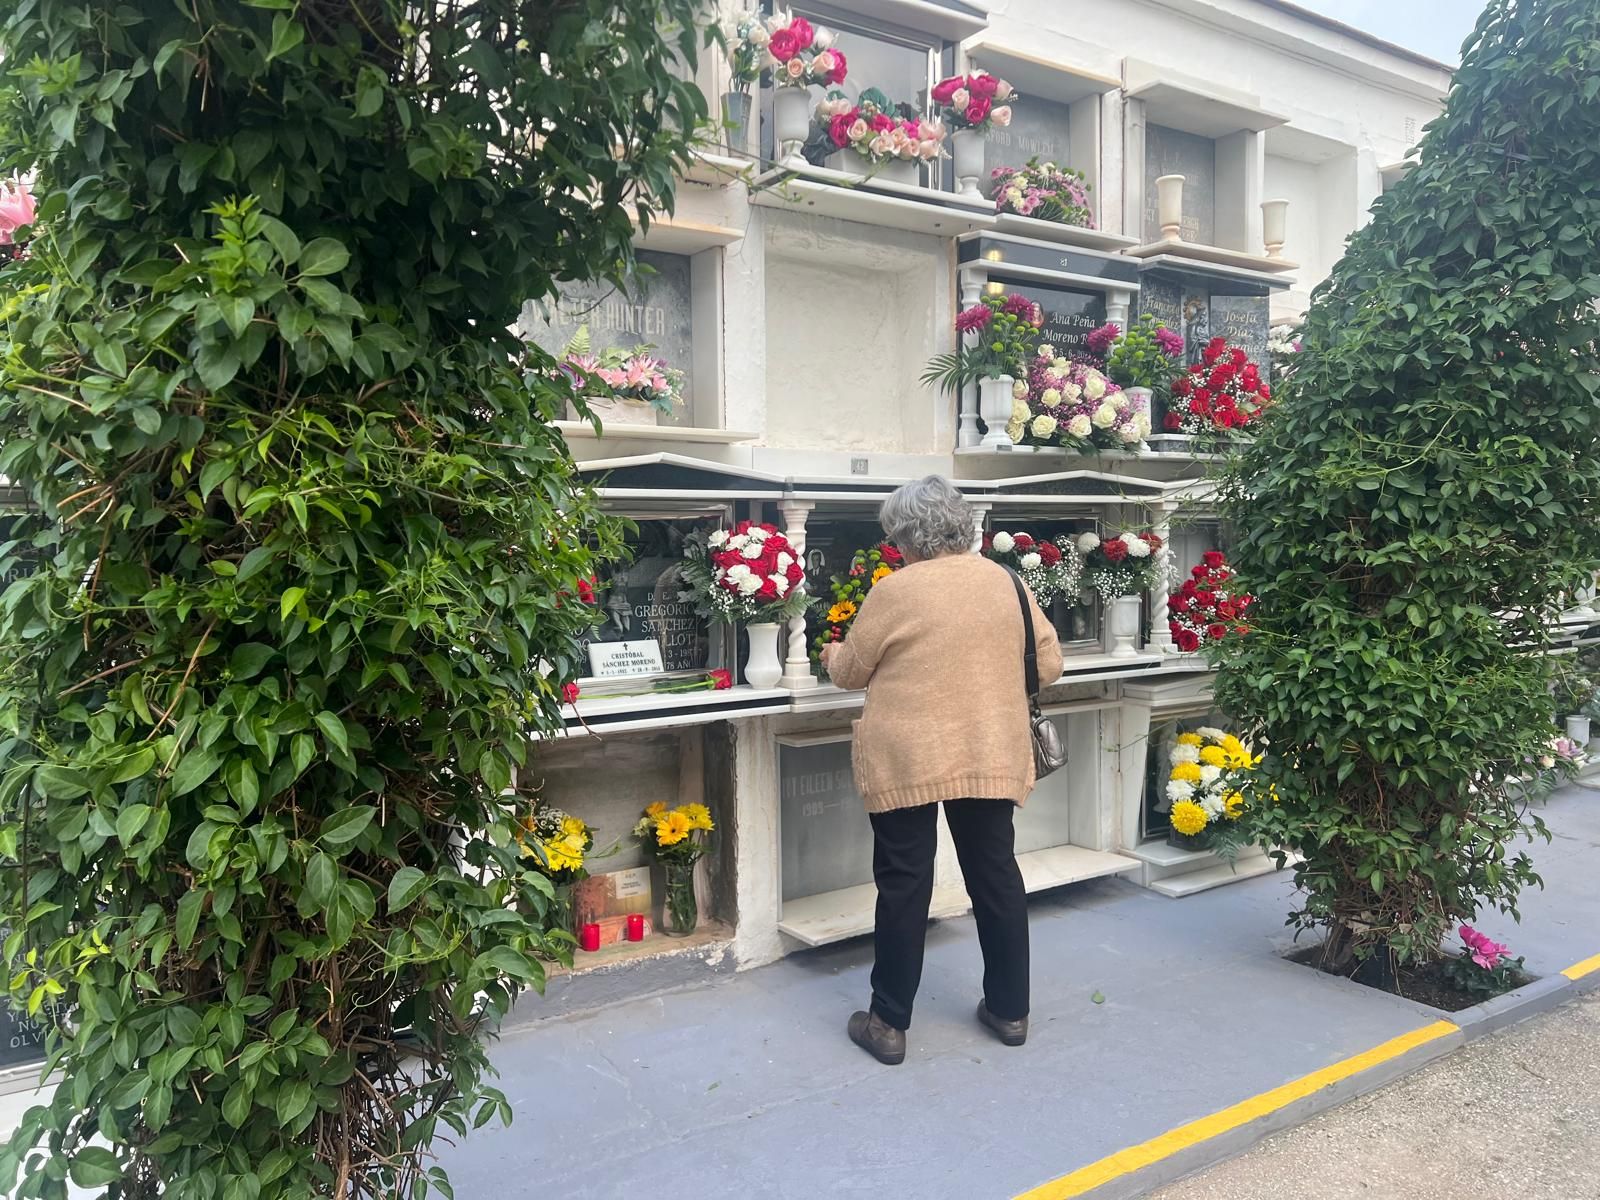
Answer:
[
  {"left": 1014, "top": 1020, "right": 1458, "bottom": 1200},
  {"left": 1562, "top": 953, "right": 1600, "bottom": 981}
]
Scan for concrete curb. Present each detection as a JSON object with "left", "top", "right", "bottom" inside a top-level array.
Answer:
[{"left": 1448, "top": 974, "right": 1575, "bottom": 1043}]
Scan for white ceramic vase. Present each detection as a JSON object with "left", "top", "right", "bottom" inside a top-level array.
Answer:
[
  {"left": 1261, "top": 198, "right": 1290, "bottom": 259},
  {"left": 1122, "top": 385, "right": 1154, "bottom": 420},
  {"left": 1104, "top": 594, "right": 1142, "bottom": 658},
  {"left": 952, "top": 128, "right": 985, "bottom": 200},
  {"left": 743, "top": 622, "right": 784, "bottom": 690},
  {"left": 978, "top": 375, "right": 1016, "bottom": 450},
  {"left": 824, "top": 149, "right": 918, "bottom": 186},
  {"left": 773, "top": 86, "right": 813, "bottom": 169},
  {"left": 1565, "top": 714, "right": 1591, "bottom": 746},
  {"left": 567, "top": 396, "right": 658, "bottom": 426},
  {"left": 1156, "top": 174, "right": 1186, "bottom": 241}
]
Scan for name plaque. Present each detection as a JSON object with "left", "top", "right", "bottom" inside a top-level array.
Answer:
[
  {"left": 1143, "top": 124, "right": 1216, "bottom": 245},
  {"left": 779, "top": 739, "right": 874, "bottom": 902},
  {"left": 587, "top": 639, "right": 666, "bottom": 679},
  {"left": 985, "top": 96, "right": 1073, "bottom": 180}
]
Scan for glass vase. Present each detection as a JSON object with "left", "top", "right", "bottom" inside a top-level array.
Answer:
[{"left": 661, "top": 861, "right": 698, "bottom": 938}]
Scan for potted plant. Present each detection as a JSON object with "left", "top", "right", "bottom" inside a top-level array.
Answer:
[
  {"left": 930, "top": 70, "right": 1016, "bottom": 199},
  {"left": 1162, "top": 336, "right": 1271, "bottom": 451},
  {"left": 1095, "top": 314, "right": 1185, "bottom": 420},
  {"left": 679, "top": 521, "right": 811, "bottom": 689},
  {"left": 1077, "top": 530, "right": 1162, "bottom": 657},
  {"left": 813, "top": 89, "right": 947, "bottom": 185},
  {"left": 561, "top": 326, "right": 685, "bottom": 427},
  {"left": 721, "top": 16, "right": 766, "bottom": 152},
  {"left": 922, "top": 291, "right": 1043, "bottom": 450},
  {"left": 633, "top": 802, "right": 715, "bottom": 936},
  {"left": 1168, "top": 551, "right": 1253, "bottom": 654},
  {"left": 1009, "top": 347, "right": 1150, "bottom": 453},
  {"left": 812, "top": 542, "right": 904, "bottom": 676},
  {"left": 756, "top": 12, "right": 848, "bottom": 167},
  {"left": 1554, "top": 670, "right": 1595, "bottom": 745},
  {"left": 989, "top": 158, "right": 1094, "bottom": 228},
  {"left": 1163, "top": 728, "right": 1258, "bottom": 851}
]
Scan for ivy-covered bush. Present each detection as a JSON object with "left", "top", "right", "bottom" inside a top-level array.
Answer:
[
  {"left": 0, "top": 2, "right": 709, "bottom": 1197},
  {"left": 1215, "top": 0, "right": 1600, "bottom": 969}
]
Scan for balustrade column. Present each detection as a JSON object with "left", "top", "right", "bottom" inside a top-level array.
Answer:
[
  {"left": 956, "top": 276, "right": 983, "bottom": 450},
  {"left": 1147, "top": 502, "right": 1175, "bottom": 653},
  {"left": 778, "top": 499, "right": 818, "bottom": 690}
]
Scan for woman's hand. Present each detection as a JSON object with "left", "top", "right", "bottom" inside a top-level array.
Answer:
[{"left": 820, "top": 641, "right": 841, "bottom": 675}]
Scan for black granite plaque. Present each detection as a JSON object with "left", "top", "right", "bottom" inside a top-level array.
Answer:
[
  {"left": 1030, "top": 284, "right": 1107, "bottom": 358},
  {"left": 1143, "top": 124, "right": 1216, "bottom": 245},
  {"left": 779, "top": 739, "right": 874, "bottom": 902},
  {"left": 985, "top": 96, "right": 1073, "bottom": 179},
  {"left": 1138, "top": 277, "right": 1183, "bottom": 339},
  {"left": 516, "top": 250, "right": 695, "bottom": 401},
  {"left": 580, "top": 518, "right": 717, "bottom": 677},
  {"left": 1209, "top": 294, "right": 1271, "bottom": 370},
  {"left": 0, "top": 996, "right": 67, "bottom": 1068}
]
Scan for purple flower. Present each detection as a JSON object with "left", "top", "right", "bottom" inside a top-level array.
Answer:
[
  {"left": 1154, "top": 325, "right": 1185, "bottom": 358},
  {"left": 1085, "top": 323, "right": 1120, "bottom": 356},
  {"left": 955, "top": 304, "right": 993, "bottom": 333}
]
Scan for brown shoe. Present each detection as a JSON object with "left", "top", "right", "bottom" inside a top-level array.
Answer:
[
  {"left": 977, "top": 1000, "right": 1028, "bottom": 1046},
  {"left": 848, "top": 1010, "right": 906, "bottom": 1065}
]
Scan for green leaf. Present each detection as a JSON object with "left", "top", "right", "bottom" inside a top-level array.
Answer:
[
  {"left": 171, "top": 748, "right": 222, "bottom": 797},
  {"left": 267, "top": 14, "right": 305, "bottom": 61},
  {"left": 229, "top": 642, "right": 276, "bottom": 680},
  {"left": 320, "top": 806, "right": 374, "bottom": 847},
  {"left": 199, "top": 457, "right": 235, "bottom": 501},
  {"left": 303, "top": 852, "right": 335, "bottom": 910},
  {"left": 223, "top": 1080, "right": 253, "bottom": 1129},
  {"left": 69, "top": 1148, "right": 123, "bottom": 1188},
  {"left": 109, "top": 747, "right": 157, "bottom": 785},
  {"left": 314, "top": 710, "right": 350, "bottom": 757},
  {"left": 225, "top": 758, "right": 260, "bottom": 815},
  {"left": 355, "top": 66, "right": 386, "bottom": 117},
  {"left": 35, "top": 765, "right": 90, "bottom": 800},
  {"left": 116, "top": 804, "right": 153, "bottom": 845},
  {"left": 387, "top": 867, "right": 430, "bottom": 913},
  {"left": 280, "top": 586, "right": 306, "bottom": 622},
  {"left": 299, "top": 238, "right": 351, "bottom": 277},
  {"left": 176, "top": 890, "right": 205, "bottom": 950}
]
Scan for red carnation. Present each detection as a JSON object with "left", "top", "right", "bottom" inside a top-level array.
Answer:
[
  {"left": 576, "top": 576, "right": 596, "bottom": 604},
  {"left": 1164, "top": 411, "right": 1183, "bottom": 431},
  {"left": 1171, "top": 593, "right": 1191, "bottom": 613},
  {"left": 768, "top": 28, "right": 801, "bottom": 62},
  {"left": 1202, "top": 550, "right": 1226, "bottom": 570},
  {"left": 788, "top": 17, "right": 815, "bottom": 49},
  {"left": 1102, "top": 538, "right": 1129, "bottom": 563},
  {"left": 1173, "top": 376, "right": 1193, "bottom": 397},
  {"left": 1195, "top": 589, "right": 1216, "bottom": 606},
  {"left": 825, "top": 49, "right": 848, "bottom": 86},
  {"left": 1183, "top": 576, "right": 1200, "bottom": 591},
  {"left": 1230, "top": 348, "right": 1248, "bottom": 367},
  {"left": 1260, "top": 383, "right": 1271, "bottom": 401},
  {"left": 1207, "top": 622, "right": 1228, "bottom": 641},
  {"left": 786, "top": 562, "right": 804, "bottom": 584},
  {"left": 1145, "top": 533, "right": 1163, "bottom": 552},
  {"left": 1039, "top": 541, "right": 1062, "bottom": 566},
  {"left": 1189, "top": 396, "right": 1210, "bottom": 417},
  {"left": 710, "top": 668, "right": 733, "bottom": 690},
  {"left": 1216, "top": 600, "right": 1238, "bottom": 620},
  {"left": 931, "top": 75, "right": 964, "bottom": 104},
  {"left": 1202, "top": 343, "right": 1223, "bottom": 366},
  {"left": 968, "top": 72, "right": 1000, "bottom": 99},
  {"left": 757, "top": 578, "right": 779, "bottom": 601},
  {"left": 1175, "top": 628, "right": 1201, "bottom": 653},
  {"left": 965, "top": 96, "right": 992, "bottom": 125},
  {"left": 562, "top": 682, "right": 580, "bottom": 704},
  {"left": 1013, "top": 532, "right": 1035, "bottom": 550}
]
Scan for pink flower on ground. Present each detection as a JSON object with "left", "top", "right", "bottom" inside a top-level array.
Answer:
[{"left": 1459, "top": 925, "right": 1509, "bottom": 970}]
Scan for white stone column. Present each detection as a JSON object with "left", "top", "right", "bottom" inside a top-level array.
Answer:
[
  {"left": 956, "top": 274, "right": 983, "bottom": 450},
  {"left": 1106, "top": 288, "right": 1133, "bottom": 330},
  {"left": 777, "top": 499, "right": 817, "bottom": 690},
  {"left": 1148, "top": 501, "right": 1174, "bottom": 654},
  {"left": 968, "top": 501, "right": 992, "bottom": 553}
]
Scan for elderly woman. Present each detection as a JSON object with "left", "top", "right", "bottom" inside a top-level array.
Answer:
[{"left": 821, "top": 475, "right": 1062, "bottom": 1065}]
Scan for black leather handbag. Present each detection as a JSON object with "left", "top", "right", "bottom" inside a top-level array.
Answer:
[{"left": 1006, "top": 569, "right": 1067, "bottom": 779}]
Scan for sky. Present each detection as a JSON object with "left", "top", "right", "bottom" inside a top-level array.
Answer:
[{"left": 1287, "top": 0, "right": 1485, "bottom": 64}]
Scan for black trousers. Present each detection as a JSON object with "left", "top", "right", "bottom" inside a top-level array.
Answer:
[{"left": 868, "top": 798, "right": 1030, "bottom": 1031}]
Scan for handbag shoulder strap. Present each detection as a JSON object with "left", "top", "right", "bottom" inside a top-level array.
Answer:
[{"left": 1005, "top": 567, "right": 1041, "bottom": 699}]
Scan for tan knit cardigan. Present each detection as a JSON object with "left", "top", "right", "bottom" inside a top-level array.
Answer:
[{"left": 828, "top": 553, "right": 1064, "bottom": 813}]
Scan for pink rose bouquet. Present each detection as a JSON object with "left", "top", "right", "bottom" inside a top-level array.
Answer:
[
  {"left": 930, "top": 70, "right": 1016, "bottom": 132},
  {"left": 990, "top": 159, "right": 1094, "bottom": 228},
  {"left": 818, "top": 90, "right": 946, "bottom": 165},
  {"left": 752, "top": 10, "right": 847, "bottom": 88}
]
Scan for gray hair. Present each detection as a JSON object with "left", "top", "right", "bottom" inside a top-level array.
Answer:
[{"left": 879, "top": 475, "right": 975, "bottom": 560}]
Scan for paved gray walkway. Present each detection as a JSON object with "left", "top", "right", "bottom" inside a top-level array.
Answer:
[
  {"left": 436, "top": 789, "right": 1599, "bottom": 1200},
  {"left": 1151, "top": 988, "right": 1600, "bottom": 1200}
]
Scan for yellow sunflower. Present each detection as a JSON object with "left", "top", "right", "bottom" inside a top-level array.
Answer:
[
  {"left": 655, "top": 810, "right": 692, "bottom": 847},
  {"left": 682, "top": 803, "right": 714, "bottom": 832},
  {"left": 1170, "top": 800, "right": 1209, "bottom": 836},
  {"left": 826, "top": 601, "right": 858, "bottom": 624},
  {"left": 871, "top": 565, "right": 892, "bottom": 585},
  {"left": 1170, "top": 761, "right": 1203, "bottom": 784}
]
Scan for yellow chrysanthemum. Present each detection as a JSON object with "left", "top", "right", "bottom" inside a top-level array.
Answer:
[
  {"left": 1220, "top": 733, "right": 1246, "bottom": 754},
  {"left": 682, "top": 803, "right": 714, "bottom": 832},
  {"left": 655, "top": 810, "right": 692, "bottom": 847},
  {"left": 1199, "top": 745, "right": 1227, "bottom": 768},
  {"left": 871, "top": 565, "right": 892, "bottom": 585},
  {"left": 1221, "top": 748, "right": 1253, "bottom": 770},
  {"left": 1171, "top": 800, "right": 1209, "bottom": 836},
  {"left": 560, "top": 816, "right": 587, "bottom": 838},
  {"left": 826, "top": 601, "right": 858, "bottom": 624},
  {"left": 1170, "top": 761, "right": 1203, "bottom": 783},
  {"left": 1176, "top": 733, "right": 1203, "bottom": 747},
  {"left": 645, "top": 801, "right": 668, "bottom": 818},
  {"left": 540, "top": 838, "right": 583, "bottom": 872},
  {"left": 1223, "top": 792, "right": 1245, "bottom": 819}
]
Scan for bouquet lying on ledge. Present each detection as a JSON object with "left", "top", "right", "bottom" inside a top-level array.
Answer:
[
  {"left": 559, "top": 670, "right": 732, "bottom": 707},
  {"left": 1166, "top": 337, "right": 1270, "bottom": 439},
  {"left": 516, "top": 805, "right": 595, "bottom": 883},
  {"left": 680, "top": 523, "right": 810, "bottom": 625},
  {"left": 561, "top": 326, "right": 685, "bottom": 416},
  {"left": 981, "top": 530, "right": 1083, "bottom": 607},
  {"left": 815, "top": 89, "right": 946, "bottom": 166},
  {"left": 1010, "top": 351, "right": 1150, "bottom": 452},
  {"left": 989, "top": 158, "right": 1093, "bottom": 228},
  {"left": 812, "top": 543, "right": 904, "bottom": 668}
]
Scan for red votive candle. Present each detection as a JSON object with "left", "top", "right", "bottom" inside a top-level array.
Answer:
[
  {"left": 579, "top": 923, "right": 601, "bottom": 952},
  {"left": 626, "top": 914, "right": 645, "bottom": 942}
]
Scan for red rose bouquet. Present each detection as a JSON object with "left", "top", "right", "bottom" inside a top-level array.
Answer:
[
  {"left": 742, "top": 12, "right": 847, "bottom": 89},
  {"left": 1076, "top": 529, "right": 1163, "bottom": 602},
  {"left": 930, "top": 70, "right": 1016, "bottom": 132},
  {"left": 812, "top": 543, "right": 903, "bottom": 668},
  {"left": 980, "top": 530, "right": 1083, "bottom": 606},
  {"left": 680, "top": 522, "right": 811, "bottom": 624},
  {"left": 1166, "top": 337, "right": 1270, "bottom": 441},
  {"left": 1168, "top": 551, "right": 1252, "bottom": 653}
]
